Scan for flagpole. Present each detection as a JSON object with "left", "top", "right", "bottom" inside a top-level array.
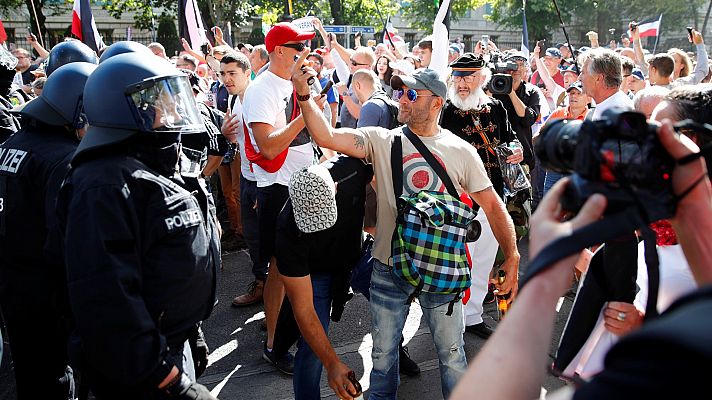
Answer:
[
  {"left": 652, "top": 14, "right": 662, "bottom": 53},
  {"left": 373, "top": 0, "right": 397, "bottom": 50},
  {"left": 28, "top": 0, "right": 44, "bottom": 48}
]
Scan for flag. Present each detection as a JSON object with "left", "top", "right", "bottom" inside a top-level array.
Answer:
[
  {"left": 71, "top": 0, "right": 103, "bottom": 52},
  {"left": 521, "top": 0, "right": 530, "bottom": 58},
  {"left": 637, "top": 14, "right": 662, "bottom": 38},
  {"left": 0, "top": 19, "right": 7, "bottom": 44},
  {"left": 382, "top": 16, "right": 403, "bottom": 46},
  {"left": 178, "top": 0, "right": 209, "bottom": 53}
]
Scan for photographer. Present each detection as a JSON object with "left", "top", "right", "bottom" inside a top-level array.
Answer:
[{"left": 451, "top": 116, "right": 712, "bottom": 399}]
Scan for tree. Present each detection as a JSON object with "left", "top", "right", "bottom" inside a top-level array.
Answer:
[
  {"left": 248, "top": 0, "right": 399, "bottom": 28},
  {"left": 0, "top": 0, "right": 66, "bottom": 43},
  {"left": 487, "top": 0, "right": 705, "bottom": 47},
  {"left": 399, "top": 0, "right": 489, "bottom": 32}
]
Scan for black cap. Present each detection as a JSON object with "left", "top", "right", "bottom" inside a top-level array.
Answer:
[{"left": 449, "top": 52, "right": 486, "bottom": 77}]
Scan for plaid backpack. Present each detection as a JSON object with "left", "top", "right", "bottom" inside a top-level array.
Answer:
[{"left": 390, "top": 127, "right": 479, "bottom": 314}]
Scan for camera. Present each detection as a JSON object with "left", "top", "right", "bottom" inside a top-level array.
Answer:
[
  {"left": 629, "top": 22, "right": 638, "bottom": 31},
  {"left": 535, "top": 108, "right": 676, "bottom": 220},
  {"left": 485, "top": 52, "right": 517, "bottom": 95}
]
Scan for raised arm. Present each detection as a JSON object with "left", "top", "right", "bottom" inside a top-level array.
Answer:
[
  {"left": 532, "top": 43, "right": 563, "bottom": 94},
  {"left": 291, "top": 52, "right": 367, "bottom": 159}
]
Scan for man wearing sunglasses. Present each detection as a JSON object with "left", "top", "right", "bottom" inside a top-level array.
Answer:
[
  {"left": 242, "top": 21, "right": 323, "bottom": 376},
  {"left": 292, "top": 53, "right": 519, "bottom": 400}
]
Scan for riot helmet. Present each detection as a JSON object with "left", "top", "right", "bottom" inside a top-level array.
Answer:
[
  {"left": 98, "top": 41, "right": 154, "bottom": 64},
  {"left": 76, "top": 53, "right": 203, "bottom": 157},
  {"left": 45, "top": 40, "right": 98, "bottom": 77},
  {"left": 21, "top": 62, "right": 96, "bottom": 128}
]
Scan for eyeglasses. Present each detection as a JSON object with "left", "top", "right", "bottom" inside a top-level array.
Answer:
[
  {"left": 350, "top": 59, "right": 370, "bottom": 67},
  {"left": 452, "top": 75, "right": 477, "bottom": 83},
  {"left": 393, "top": 88, "right": 436, "bottom": 102},
  {"left": 280, "top": 43, "right": 306, "bottom": 52}
]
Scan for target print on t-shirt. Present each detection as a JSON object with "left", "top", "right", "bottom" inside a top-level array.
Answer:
[{"left": 402, "top": 152, "right": 447, "bottom": 195}]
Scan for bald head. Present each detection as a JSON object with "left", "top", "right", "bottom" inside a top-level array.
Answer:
[{"left": 633, "top": 86, "right": 670, "bottom": 118}]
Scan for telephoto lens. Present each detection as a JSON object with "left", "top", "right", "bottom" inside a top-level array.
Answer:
[{"left": 534, "top": 118, "right": 581, "bottom": 174}]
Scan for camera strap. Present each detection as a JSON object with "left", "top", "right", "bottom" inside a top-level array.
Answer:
[{"left": 521, "top": 208, "right": 660, "bottom": 321}]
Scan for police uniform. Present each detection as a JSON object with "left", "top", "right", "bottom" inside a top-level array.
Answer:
[
  {"left": 0, "top": 122, "right": 78, "bottom": 399},
  {"left": 57, "top": 48, "right": 219, "bottom": 399}
]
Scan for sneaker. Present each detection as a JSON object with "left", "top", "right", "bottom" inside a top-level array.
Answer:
[
  {"left": 465, "top": 322, "right": 494, "bottom": 340},
  {"left": 232, "top": 280, "right": 264, "bottom": 307},
  {"left": 262, "top": 343, "right": 295, "bottom": 375},
  {"left": 399, "top": 344, "right": 421, "bottom": 376}
]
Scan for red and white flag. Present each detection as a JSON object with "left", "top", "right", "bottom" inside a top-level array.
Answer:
[
  {"left": 383, "top": 16, "right": 403, "bottom": 46},
  {"left": 71, "top": 0, "right": 103, "bottom": 52},
  {"left": 637, "top": 14, "right": 662, "bottom": 38}
]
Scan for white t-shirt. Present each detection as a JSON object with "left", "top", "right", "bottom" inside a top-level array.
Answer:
[
  {"left": 230, "top": 95, "right": 256, "bottom": 182},
  {"left": 242, "top": 70, "right": 314, "bottom": 187},
  {"left": 591, "top": 90, "right": 633, "bottom": 121},
  {"left": 361, "top": 126, "right": 493, "bottom": 264}
]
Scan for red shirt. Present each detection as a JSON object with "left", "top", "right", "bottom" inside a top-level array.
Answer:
[{"left": 531, "top": 70, "right": 565, "bottom": 89}]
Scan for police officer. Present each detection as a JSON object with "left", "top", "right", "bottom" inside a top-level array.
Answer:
[
  {"left": 57, "top": 52, "right": 219, "bottom": 399},
  {"left": 45, "top": 39, "right": 99, "bottom": 77},
  {"left": 0, "top": 61, "right": 97, "bottom": 399}
]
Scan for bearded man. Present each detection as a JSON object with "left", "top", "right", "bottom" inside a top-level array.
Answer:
[{"left": 440, "top": 53, "right": 523, "bottom": 339}]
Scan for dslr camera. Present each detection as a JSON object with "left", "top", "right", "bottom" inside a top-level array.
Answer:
[
  {"left": 535, "top": 108, "right": 676, "bottom": 221},
  {"left": 486, "top": 52, "right": 518, "bottom": 95}
]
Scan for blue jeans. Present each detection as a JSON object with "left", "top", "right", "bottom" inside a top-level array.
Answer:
[
  {"left": 293, "top": 274, "right": 333, "bottom": 400},
  {"left": 240, "top": 174, "right": 267, "bottom": 280},
  {"left": 369, "top": 259, "right": 467, "bottom": 399},
  {"left": 543, "top": 171, "right": 567, "bottom": 197}
]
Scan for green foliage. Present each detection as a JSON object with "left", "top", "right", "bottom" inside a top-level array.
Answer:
[
  {"left": 487, "top": 0, "right": 705, "bottom": 46},
  {"left": 252, "top": 0, "right": 399, "bottom": 28},
  {"left": 156, "top": 15, "right": 179, "bottom": 55},
  {"left": 400, "top": 0, "right": 489, "bottom": 32}
]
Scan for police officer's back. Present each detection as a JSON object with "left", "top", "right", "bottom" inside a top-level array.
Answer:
[
  {"left": 57, "top": 51, "right": 219, "bottom": 399},
  {"left": 0, "top": 62, "right": 96, "bottom": 399}
]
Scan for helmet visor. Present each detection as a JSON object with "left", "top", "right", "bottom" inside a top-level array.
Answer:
[{"left": 126, "top": 75, "right": 203, "bottom": 134}]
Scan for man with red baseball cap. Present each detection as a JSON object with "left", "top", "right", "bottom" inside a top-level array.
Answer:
[{"left": 240, "top": 21, "right": 325, "bottom": 378}]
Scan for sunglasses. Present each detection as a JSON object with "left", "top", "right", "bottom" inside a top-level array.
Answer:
[
  {"left": 350, "top": 59, "right": 370, "bottom": 67},
  {"left": 393, "top": 88, "right": 436, "bottom": 102},
  {"left": 280, "top": 42, "right": 306, "bottom": 52}
]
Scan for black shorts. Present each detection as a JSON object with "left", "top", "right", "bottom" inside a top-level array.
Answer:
[{"left": 256, "top": 183, "right": 290, "bottom": 266}]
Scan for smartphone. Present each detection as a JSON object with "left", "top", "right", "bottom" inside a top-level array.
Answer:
[
  {"left": 320, "top": 80, "right": 334, "bottom": 96},
  {"left": 687, "top": 26, "right": 694, "bottom": 41},
  {"left": 200, "top": 42, "right": 209, "bottom": 55},
  {"left": 481, "top": 35, "right": 489, "bottom": 53},
  {"left": 536, "top": 39, "right": 546, "bottom": 49}
]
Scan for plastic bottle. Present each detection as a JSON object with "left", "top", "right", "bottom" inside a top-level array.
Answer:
[{"left": 496, "top": 270, "right": 510, "bottom": 320}]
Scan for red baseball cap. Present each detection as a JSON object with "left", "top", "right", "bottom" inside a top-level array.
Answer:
[{"left": 265, "top": 22, "right": 316, "bottom": 53}]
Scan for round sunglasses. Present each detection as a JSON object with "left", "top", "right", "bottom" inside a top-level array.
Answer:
[{"left": 393, "top": 88, "right": 436, "bottom": 102}]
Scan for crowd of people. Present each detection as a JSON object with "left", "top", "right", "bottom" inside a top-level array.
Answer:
[{"left": 1, "top": 13, "right": 712, "bottom": 400}]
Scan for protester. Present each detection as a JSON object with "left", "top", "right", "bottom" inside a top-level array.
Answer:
[
  {"left": 307, "top": 51, "right": 339, "bottom": 127},
  {"left": 241, "top": 21, "right": 322, "bottom": 375},
  {"left": 374, "top": 54, "right": 395, "bottom": 97},
  {"left": 58, "top": 50, "right": 219, "bottom": 398},
  {"left": 249, "top": 44, "right": 269, "bottom": 78},
  {"left": 633, "top": 85, "right": 670, "bottom": 119},
  {"left": 11, "top": 48, "right": 37, "bottom": 94},
  {"left": 440, "top": 52, "right": 522, "bottom": 340},
  {"left": 579, "top": 48, "right": 633, "bottom": 119},
  {"left": 293, "top": 59, "right": 519, "bottom": 399}
]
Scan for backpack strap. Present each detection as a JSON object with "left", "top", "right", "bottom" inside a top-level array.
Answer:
[
  {"left": 401, "top": 126, "right": 460, "bottom": 198},
  {"left": 390, "top": 129, "right": 404, "bottom": 199}
]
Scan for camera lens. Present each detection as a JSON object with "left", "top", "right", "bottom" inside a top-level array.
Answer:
[{"left": 535, "top": 118, "right": 581, "bottom": 173}]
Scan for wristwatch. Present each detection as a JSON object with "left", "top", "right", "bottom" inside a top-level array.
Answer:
[{"left": 296, "top": 92, "right": 311, "bottom": 102}]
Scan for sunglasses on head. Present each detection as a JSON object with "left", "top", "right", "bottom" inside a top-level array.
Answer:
[
  {"left": 280, "top": 42, "right": 307, "bottom": 52},
  {"left": 350, "top": 59, "right": 370, "bottom": 67},
  {"left": 393, "top": 88, "right": 435, "bottom": 102}
]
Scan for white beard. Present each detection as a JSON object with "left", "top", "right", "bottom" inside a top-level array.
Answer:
[{"left": 448, "top": 85, "right": 492, "bottom": 111}]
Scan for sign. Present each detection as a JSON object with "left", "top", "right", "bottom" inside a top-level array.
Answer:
[
  {"left": 324, "top": 25, "right": 346, "bottom": 33},
  {"left": 350, "top": 26, "right": 375, "bottom": 34},
  {"left": 292, "top": 17, "right": 315, "bottom": 32}
]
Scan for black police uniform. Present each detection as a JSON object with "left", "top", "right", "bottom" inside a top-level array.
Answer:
[
  {"left": 57, "top": 148, "right": 219, "bottom": 398},
  {"left": 0, "top": 122, "right": 78, "bottom": 399}
]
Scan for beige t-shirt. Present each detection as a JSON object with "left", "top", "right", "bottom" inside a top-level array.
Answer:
[{"left": 361, "top": 126, "right": 492, "bottom": 265}]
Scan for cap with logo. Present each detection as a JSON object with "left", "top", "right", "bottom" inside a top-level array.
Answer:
[
  {"left": 545, "top": 47, "right": 562, "bottom": 58},
  {"left": 449, "top": 52, "right": 486, "bottom": 77},
  {"left": 566, "top": 80, "right": 584, "bottom": 93},
  {"left": 630, "top": 67, "right": 645, "bottom": 81},
  {"left": 289, "top": 164, "right": 338, "bottom": 233},
  {"left": 265, "top": 22, "right": 316, "bottom": 53},
  {"left": 390, "top": 68, "right": 448, "bottom": 99}
]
